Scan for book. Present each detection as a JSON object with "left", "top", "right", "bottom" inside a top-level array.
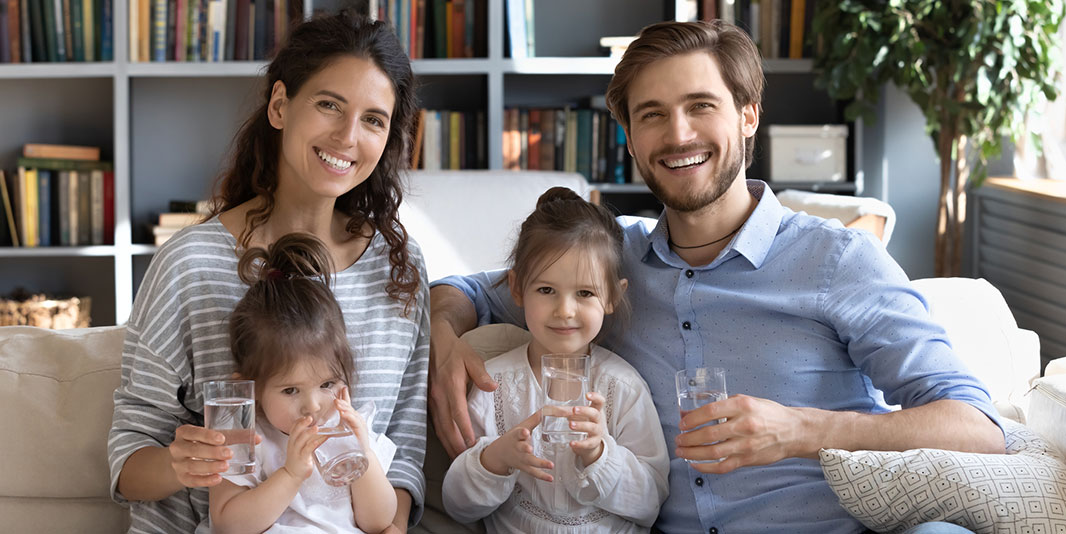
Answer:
[
  {"left": 77, "top": 170, "right": 89, "bottom": 245},
  {"left": 67, "top": 168, "right": 78, "bottom": 244},
  {"left": 23, "top": 143, "right": 100, "bottom": 161},
  {"left": 81, "top": 0, "right": 91, "bottom": 60},
  {"left": 23, "top": 166, "right": 38, "bottom": 247},
  {"left": 70, "top": 0, "right": 83, "bottom": 61},
  {"left": 61, "top": 0, "right": 71, "bottom": 59},
  {"left": 0, "top": 0, "right": 10, "bottom": 62},
  {"left": 7, "top": 0, "right": 21, "bottom": 62},
  {"left": 91, "top": 167, "right": 103, "bottom": 244},
  {"left": 151, "top": 0, "right": 165, "bottom": 61},
  {"left": 0, "top": 170, "right": 16, "bottom": 246},
  {"left": 57, "top": 170, "right": 69, "bottom": 245},
  {"left": 504, "top": 0, "right": 525, "bottom": 58},
  {"left": 138, "top": 0, "right": 149, "bottom": 61},
  {"left": 128, "top": 0, "right": 138, "bottom": 61},
  {"left": 17, "top": 158, "right": 112, "bottom": 172},
  {"left": 100, "top": 0, "right": 113, "bottom": 61},
  {"left": 157, "top": 211, "right": 204, "bottom": 227},
  {"left": 165, "top": 0, "right": 175, "bottom": 60},
  {"left": 223, "top": 0, "right": 234, "bottom": 59},
  {"left": 19, "top": 0, "right": 30, "bottom": 62},
  {"left": 102, "top": 169, "right": 113, "bottom": 244},
  {"left": 29, "top": 0, "right": 44, "bottom": 61},
  {"left": 37, "top": 168, "right": 51, "bottom": 246},
  {"left": 411, "top": 108, "right": 425, "bottom": 169}
]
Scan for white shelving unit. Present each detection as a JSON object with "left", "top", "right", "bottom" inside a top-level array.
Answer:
[{"left": 1, "top": 0, "right": 857, "bottom": 326}]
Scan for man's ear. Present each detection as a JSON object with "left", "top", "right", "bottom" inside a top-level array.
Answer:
[
  {"left": 508, "top": 270, "right": 523, "bottom": 307},
  {"left": 604, "top": 278, "right": 629, "bottom": 315},
  {"left": 267, "top": 80, "right": 289, "bottom": 130},
  {"left": 740, "top": 102, "right": 759, "bottom": 139}
]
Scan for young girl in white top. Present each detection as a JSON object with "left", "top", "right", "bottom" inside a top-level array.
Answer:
[
  {"left": 209, "top": 233, "right": 397, "bottom": 534},
  {"left": 442, "top": 187, "right": 670, "bottom": 533}
]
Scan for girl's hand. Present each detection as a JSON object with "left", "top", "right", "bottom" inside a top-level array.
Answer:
[
  {"left": 567, "top": 392, "right": 607, "bottom": 466},
  {"left": 335, "top": 386, "right": 371, "bottom": 447},
  {"left": 282, "top": 416, "right": 327, "bottom": 482},
  {"left": 168, "top": 424, "right": 235, "bottom": 488},
  {"left": 481, "top": 411, "right": 554, "bottom": 481}
]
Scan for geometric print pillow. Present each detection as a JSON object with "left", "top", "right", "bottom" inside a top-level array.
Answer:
[{"left": 819, "top": 420, "right": 1066, "bottom": 534}]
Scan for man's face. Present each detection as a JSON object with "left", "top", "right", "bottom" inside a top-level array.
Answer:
[{"left": 625, "top": 51, "right": 758, "bottom": 213}]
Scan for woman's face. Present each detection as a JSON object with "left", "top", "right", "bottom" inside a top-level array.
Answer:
[{"left": 268, "top": 55, "right": 397, "bottom": 203}]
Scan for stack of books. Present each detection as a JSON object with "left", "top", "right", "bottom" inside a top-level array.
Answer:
[
  {"left": 152, "top": 200, "right": 210, "bottom": 246},
  {"left": 0, "top": 143, "right": 114, "bottom": 247}
]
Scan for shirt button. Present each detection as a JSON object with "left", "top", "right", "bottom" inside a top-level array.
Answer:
[
  {"left": 695, "top": 477, "right": 704, "bottom": 486},
  {"left": 686, "top": 269, "right": 694, "bottom": 278},
  {"left": 709, "top": 528, "right": 718, "bottom": 534},
  {"left": 682, "top": 321, "right": 691, "bottom": 330}
]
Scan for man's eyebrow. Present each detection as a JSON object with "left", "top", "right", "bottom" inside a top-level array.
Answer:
[{"left": 631, "top": 92, "right": 723, "bottom": 116}]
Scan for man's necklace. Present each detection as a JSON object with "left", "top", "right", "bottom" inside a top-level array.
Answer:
[{"left": 668, "top": 221, "right": 745, "bottom": 250}]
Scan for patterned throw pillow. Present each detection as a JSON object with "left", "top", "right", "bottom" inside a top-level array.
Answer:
[{"left": 819, "top": 420, "right": 1066, "bottom": 534}]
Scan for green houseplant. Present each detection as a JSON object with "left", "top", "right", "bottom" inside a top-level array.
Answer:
[{"left": 812, "top": 0, "right": 1064, "bottom": 276}]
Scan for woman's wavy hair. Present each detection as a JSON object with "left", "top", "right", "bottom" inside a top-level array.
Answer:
[
  {"left": 229, "top": 233, "right": 354, "bottom": 389},
  {"left": 211, "top": 9, "right": 420, "bottom": 313}
]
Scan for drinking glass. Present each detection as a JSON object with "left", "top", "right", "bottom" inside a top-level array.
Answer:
[
  {"left": 203, "top": 379, "right": 256, "bottom": 475},
  {"left": 675, "top": 367, "right": 728, "bottom": 464},
  {"left": 311, "top": 388, "right": 370, "bottom": 487},
  {"left": 540, "top": 354, "right": 591, "bottom": 444}
]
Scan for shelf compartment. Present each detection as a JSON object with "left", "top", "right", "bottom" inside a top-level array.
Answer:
[{"left": 0, "top": 255, "right": 116, "bottom": 326}]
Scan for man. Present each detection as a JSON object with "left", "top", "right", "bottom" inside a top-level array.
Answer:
[{"left": 429, "top": 20, "right": 1004, "bottom": 534}]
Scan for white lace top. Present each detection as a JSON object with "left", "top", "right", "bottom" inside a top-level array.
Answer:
[{"left": 442, "top": 343, "right": 670, "bottom": 534}]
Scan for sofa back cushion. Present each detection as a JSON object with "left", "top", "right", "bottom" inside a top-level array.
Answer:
[
  {"left": 0, "top": 325, "right": 129, "bottom": 532},
  {"left": 399, "top": 170, "right": 590, "bottom": 282}
]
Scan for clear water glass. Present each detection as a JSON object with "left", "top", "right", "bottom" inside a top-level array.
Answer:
[
  {"left": 540, "top": 354, "right": 590, "bottom": 444},
  {"left": 203, "top": 379, "right": 256, "bottom": 475},
  {"left": 675, "top": 367, "right": 727, "bottom": 464},
  {"left": 311, "top": 389, "right": 370, "bottom": 487}
]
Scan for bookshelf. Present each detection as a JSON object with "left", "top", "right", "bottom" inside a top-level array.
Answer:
[{"left": 0, "top": 0, "right": 859, "bottom": 326}]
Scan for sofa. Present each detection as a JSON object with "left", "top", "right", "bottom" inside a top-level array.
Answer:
[{"left": 2, "top": 170, "right": 1064, "bottom": 533}]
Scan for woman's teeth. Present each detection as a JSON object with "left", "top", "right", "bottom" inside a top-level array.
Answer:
[{"left": 316, "top": 149, "right": 353, "bottom": 170}]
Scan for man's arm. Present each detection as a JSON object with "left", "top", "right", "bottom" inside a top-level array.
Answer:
[
  {"left": 675, "top": 396, "right": 1004, "bottom": 474},
  {"left": 428, "top": 284, "right": 497, "bottom": 458}
]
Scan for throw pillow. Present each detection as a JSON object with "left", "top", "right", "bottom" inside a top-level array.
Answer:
[{"left": 820, "top": 420, "right": 1066, "bottom": 534}]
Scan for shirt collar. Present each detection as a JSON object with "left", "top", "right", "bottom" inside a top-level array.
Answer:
[{"left": 643, "top": 180, "right": 786, "bottom": 270}]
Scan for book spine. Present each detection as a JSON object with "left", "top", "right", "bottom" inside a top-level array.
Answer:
[
  {"left": 164, "top": 0, "right": 174, "bottom": 59},
  {"left": 251, "top": 0, "right": 262, "bottom": 59},
  {"left": 41, "top": 0, "right": 55, "bottom": 60},
  {"left": 77, "top": 171, "right": 89, "bottom": 245},
  {"left": 57, "top": 170, "right": 69, "bottom": 245},
  {"left": 8, "top": 0, "right": 20, "bottom": 62},
  {"left": 37, "top": 169, "right": 51, "bottom": 246},
  {"left": 19, "top": 0, "right": 30, "bottom": 61},
  {"left": 70, "top": 0, "right": 83, "bottom": 60},
  {"left": 90, "top": 169, "right": 103, "bottom": 245},
  {"left": 224, "top": 0, "right": 234, "bottom": 59},
  {"left": 0, "top": 170, "right": 12, "bottom": 247},
  {"left": 138, "top": 0, "right": 148, "bottom": 61},
  {"left": 98, "top": 0, "right": 110, "bottom": 58},
  {"left": 231, "top": 0, "right": 244, "bottom": 59},
  {"left": 23, "top": 143, "right": 100, "bottom": 160},
  {"left": 0, "top": 0, "right": 10, "bottom": 62},
  {"left": 151, "top": 0, "right": 164, "bottom": 60},
  {"left": 24, "top": 167, "right": 38, "bottom": 247},
  {"left": 68, "top": 170, "right": 78, "bottom": 245},
  {"left": 103, "top": 169, "right": 113, "bottom": 244},
  {"left": 80, "top": 0, "right": 90, "bottom": 59},
  {"left": 539, "top": 107, "right": 553, "bottom": 171},
  {"left": 62, "top": 0, "right": 71, "bottom": 59},
  {"left": 173, "top": 0, "right": 183, "bottom": 59},
  {"left": 788, "top": 0, "right": 803, "bottom": 58}
]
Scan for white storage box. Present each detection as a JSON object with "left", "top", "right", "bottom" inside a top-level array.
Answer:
[{"left": 769, "top": 125, "right": 848, "bottom": 183}]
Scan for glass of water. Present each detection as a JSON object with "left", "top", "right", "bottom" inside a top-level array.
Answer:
[
  {"left": 203, "top": 379, "right": 256, "bottom": 475},
  {"left": 311, "top": 388, "right": 370, "bottom": 486},
  {"left": 540, "top": 354, "right": 591, "bottom": 444},
  {"left": 675, "top": 367, "right": 727, "bottom": 464}
]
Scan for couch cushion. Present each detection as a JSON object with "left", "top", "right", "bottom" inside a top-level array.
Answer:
[
  {"left": 1028, "top": 374, "right": 1066, "bottom": 457},
  {"left": 0, "top": 325, "right": 129, "bottom": 531},
  {"left": 820, "top": 420, "right": 1066, "bottom": 534}
]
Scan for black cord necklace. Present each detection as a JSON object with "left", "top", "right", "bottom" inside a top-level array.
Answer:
[{"left": 668, "top": 221, "right": 745, "bottom": 250}]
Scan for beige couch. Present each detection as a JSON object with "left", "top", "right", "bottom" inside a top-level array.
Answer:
[{"left": 2, "top": 171, "right": 1064, "bottom": 533}]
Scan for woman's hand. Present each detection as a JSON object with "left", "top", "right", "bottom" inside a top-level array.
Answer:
[
  {"left": 168, "top": 424, "right": 234, "bottom": 488},
  {"left": 566, "top": 392, "right": 607, "bottom": 466},
  {"left": 480, "top": 411, "right": 554, "bottom": 481},
  {"left": 281, "top": 417, "right": 327, "bottom": 482}
]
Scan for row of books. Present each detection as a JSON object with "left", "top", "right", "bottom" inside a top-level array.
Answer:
[
  {"left": 371, "top": 0, "right": 486, "bottom": 60},
  {"left": 128, "top": 0, "right": 301, "bottom": 62},
  {"left": 701, "top": 0, "right": 818, "bottom": 60},
  {"left": 503, "top": 107, "right": 638, "bottom": 185},
  {"left": 414, "top": 109, "right": 486, "bottom": 171},
  {"left": 152, "top": 200, "right": 210, "bottom": 245},
  {"left": 0, "top": 0, "right": 115, "bottom": 63},
  {"left": 0, "top": 157, "right": 115, "bottom": 247}
]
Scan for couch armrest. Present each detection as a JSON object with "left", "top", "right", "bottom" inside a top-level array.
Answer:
[{"left": 1027, "top": 374, "right": 1066, "bottom": 456}]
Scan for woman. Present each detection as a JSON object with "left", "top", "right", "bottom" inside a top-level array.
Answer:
[{"left": 108, "top": 11, "right": 428, "bottom": 533}]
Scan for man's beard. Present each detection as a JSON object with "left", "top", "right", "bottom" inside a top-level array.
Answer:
[{"left": 636, "top": 130, "right": 745, "bottom": 213}]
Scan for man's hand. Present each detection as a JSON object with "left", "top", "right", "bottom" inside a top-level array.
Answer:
[
  {"left": 563, "top": 392, "right": 607, "bottom": 466},
  {"left": 674, "top": 394, "right": 811, "bottom": 474},
  {"left": 429, "top": 285, "right": 499, "bottom": 458},
  {"left": 480, "top": 411, "right": 554, "bottom": 481}
]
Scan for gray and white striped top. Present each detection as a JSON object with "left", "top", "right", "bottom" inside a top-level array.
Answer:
[{"left": 108, "top": 217, "right": 429, "bottom": 533}]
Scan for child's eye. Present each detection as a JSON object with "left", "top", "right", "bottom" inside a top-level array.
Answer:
[
  {"left": 536, "top": 286, "right": 554, "bottom": 295},
  {"left": 577, "top": 289, "right": 595, "bottom": 298},
  {"left": 281, "top": 387, "right": 297, "bottom": 395}
]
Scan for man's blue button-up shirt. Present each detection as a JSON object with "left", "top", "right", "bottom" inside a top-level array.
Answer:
[{"left": 436, "top": 181, "right": 1000, "bottom": 534}]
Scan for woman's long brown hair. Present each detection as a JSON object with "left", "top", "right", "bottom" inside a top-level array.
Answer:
[{"left": 212, "top": 9, "right": 420, "bottom": 314}]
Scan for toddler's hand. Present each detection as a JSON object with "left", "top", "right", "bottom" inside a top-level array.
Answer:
[
  {"left": 481, "top": 411, "right": 554, "bottom": 481},
  {"left": 334, "top": 386, "right": 371, "bottom": 447},
  {"left": 282, "top": 416, "right": 327, "bottom": 482},
  {"left": 566, "top": 391, "right": 607, "bottom": 466}
]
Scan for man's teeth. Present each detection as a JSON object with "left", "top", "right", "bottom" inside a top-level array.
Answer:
[
  {"left": 316, "top": 149, "right": 353, "bottom": 170},
  {"left": 664, "top": 153, "right": 710, "bottom": 169}
]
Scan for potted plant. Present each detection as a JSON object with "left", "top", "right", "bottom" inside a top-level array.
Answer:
[{"left": 811, "top": 0, "right": 1064, "bottom": 276}]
